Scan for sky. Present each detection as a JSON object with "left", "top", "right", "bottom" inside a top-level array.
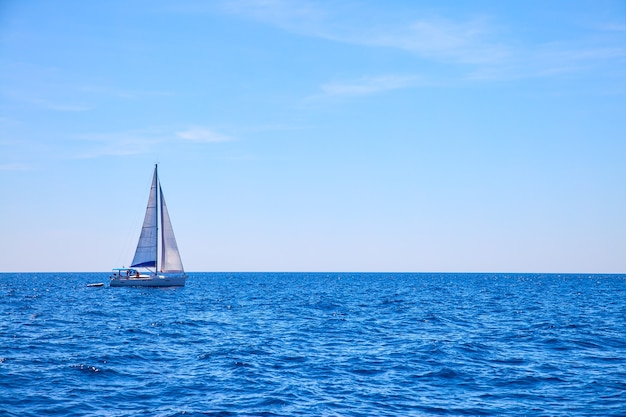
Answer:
[{"left": 1, "top": 0, "right": 625, "bottom": 273}]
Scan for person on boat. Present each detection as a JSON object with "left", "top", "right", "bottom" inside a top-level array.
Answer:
[{"left": 136, "top": 271, "right": 140, "bottom": 278}]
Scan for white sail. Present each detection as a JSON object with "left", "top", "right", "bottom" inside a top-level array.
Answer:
[
  {"left": 131, "top": 167, "right": 158, "bottom": 268},
  {"left": 160, "top": 185, "right": 184, "bottom": 273}
]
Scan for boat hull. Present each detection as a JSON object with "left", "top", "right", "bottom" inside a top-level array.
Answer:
[{"left": 110, "top": 274, "right": 186, "bottom": 287}]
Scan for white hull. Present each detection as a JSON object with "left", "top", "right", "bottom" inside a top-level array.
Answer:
[{"left": 110, "top": 274, "right": 186, "bottom": 287}]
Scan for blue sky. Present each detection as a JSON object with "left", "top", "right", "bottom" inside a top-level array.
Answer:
[{"left": 1, "top": 0, "right": 625, "bottom": 272}]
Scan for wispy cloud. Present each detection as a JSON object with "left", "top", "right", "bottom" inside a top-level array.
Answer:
[
  {"left": 176, "top": 127, "right": 234, "bottom": 143},
  {"left": 73, "top": 126, "right": 234, "bottom": 159},
  {"left": 73, "top": 130, "right": 165, "bottom": 159},
  {"left": 218, "top": 0, "right": 509, "bottom": 65},
  {"left": 0, "top": 162, "right": 30, "bottom": 171},
  {"left": 218, "top": 0, "right": 625, "bottom": 86},
  {"left": 6, "top": 84, "right": 175, "bottom": 111},
  {"left": 590, "top": 20, "right": 626, "bottom": 33},
  {"left": 319, "top": 74, "right": 425, "bottom": 97},
  {"left": 77, "top": 84, "right": 176, "bottom": 100},
  {"left": 467, "top": 42, "right": 626, "bottom": 82},
  {"left": 365, "top": 17, "right": 510, "bottom": 65},
  {"left": 2, "top": 60, "right": 176, "bottom": 116},
  {"left": 11, "top": 94, "right": 92, "bottom": 112},
  {"left": 219, "top": 0, "right": 322, "bottom": 28}
]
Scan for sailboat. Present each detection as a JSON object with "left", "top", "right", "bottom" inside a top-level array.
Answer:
[{"left": 110, "top": 164, "right": 187, "bottom": 287}]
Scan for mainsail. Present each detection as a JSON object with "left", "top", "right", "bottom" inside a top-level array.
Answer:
[
  {"left": 160, "top": 185, "right": 184, "bottom": 273},
  {"left": 130, "top": 165, "right": 184, "bottom": 273},
  {"left": 131, "top": 167, "right": 158, "bottom": 268}
]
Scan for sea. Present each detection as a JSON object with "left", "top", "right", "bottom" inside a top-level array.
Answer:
[{"left": 1, "top": 272, "right": 625, "bottom": 417}]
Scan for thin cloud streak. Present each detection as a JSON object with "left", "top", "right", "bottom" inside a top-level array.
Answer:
[
  {"left": 367, "top": 18, "right": 510, "bottom": 65},
  {"left": 176, "top": 127, "right": 234, "bottom": 143},
  {"left": 0, "top": 162, "right": 30, "bottom": 171},
  {"left": 72, "top": 126, "right": 234, "bottom": 159},
  {"left": 72, "top": 130, "right": 166, "bottom": 159},
  {"left": 217, "top": 0, "right": 509, "bottom": 65},
  {"left": 467, "top": 43, "right": 626, "bottom": 82},
  {"left": 219, "top": 0, "right": 625, "bottom": 85},
  {"left": 78, "top": 84, "right": 177, "bottom": 100},
  {"left": 11, "top": 94, "right": 92, "bottom": 112},
  {"left": 319, "top": 74, "right": 426, "bottom": 97}
]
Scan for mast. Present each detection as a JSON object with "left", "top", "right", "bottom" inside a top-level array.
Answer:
[{"left": 155, "top": 163, "right": 159, "bottom": 274}]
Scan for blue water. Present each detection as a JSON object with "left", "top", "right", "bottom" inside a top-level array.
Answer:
[{"left": 1, "top": 273, "right": 625, "bottom": 416}]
